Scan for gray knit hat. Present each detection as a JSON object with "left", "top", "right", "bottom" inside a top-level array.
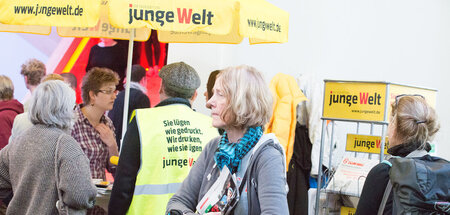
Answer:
[{"left": 159, "top": 62, "right": 201, "bottom": 98}]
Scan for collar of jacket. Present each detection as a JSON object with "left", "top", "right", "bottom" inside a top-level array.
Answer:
[{"left": 155, "top": 97, "right": 191, "bottom": 108}]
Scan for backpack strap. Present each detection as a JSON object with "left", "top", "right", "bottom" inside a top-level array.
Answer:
[
  {"left": 377, "top": 160, "right": 393, "bottom": 215},
  {"left": 378, "top": 180, "right": 392, "bottom": 215}
]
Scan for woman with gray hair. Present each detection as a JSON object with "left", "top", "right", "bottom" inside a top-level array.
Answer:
[
  {"left": 0, "top": 80, "right": 97, "bottom": 214},
  {"left": 167, "top": 65, "right": 289, "bottom": 215}
]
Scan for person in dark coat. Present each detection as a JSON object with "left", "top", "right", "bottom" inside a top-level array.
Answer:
[
  {"left": 108, "top": 65, "right": 150, "bottom": 149},
  {"left": 356, "top": 95, "right": 440, "bottom": 215},
  {"left": 0, "top": 75, "right": 24, "bottom": 150},
  {"left": 86, "top": 38, "right": 128, "bottom": 91}
]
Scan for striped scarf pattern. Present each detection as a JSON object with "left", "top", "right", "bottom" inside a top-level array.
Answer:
[{"left": 214, "top": 126, "right": 263, "bottom": 174}]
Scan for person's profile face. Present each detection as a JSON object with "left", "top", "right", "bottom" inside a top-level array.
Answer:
[
  {"left": 92, "top": 82, "right": 117, "bottom": 111},
  {"left": 207, "top": 77, "right": 227, "bottom": 129}
]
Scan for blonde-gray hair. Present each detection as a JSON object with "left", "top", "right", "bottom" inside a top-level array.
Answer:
[
  {"left": 0, "top": 75, "right": 14, "bottom": 100},
  {"left": 391, "top": 96, "right": 440, "bottom": 148},
  {"left": 29, "top": 80, "right": 76, "bottom": 130},
  {"left": 217, "top": 65, "right": 273, "bottom": 129}
]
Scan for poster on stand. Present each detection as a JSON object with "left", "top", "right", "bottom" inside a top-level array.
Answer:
[
  {"left": 346, "top": 134, "right": 389, "bottom": 154},
  {"left": 326, "top": 157, "right": 378, "bottom": 197},
  {"left": 323, "top": 82, "right": 386, "bottom": 122}
]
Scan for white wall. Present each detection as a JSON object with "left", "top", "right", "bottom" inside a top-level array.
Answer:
[
  {"left": 0, "top": 33, "right": 50, "bottom": 101},
  {"left": 168, "top": 0, "right": 450, "bottom": 159}
]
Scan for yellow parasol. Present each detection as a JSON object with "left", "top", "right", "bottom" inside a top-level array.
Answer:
[
  {"left": 0, "top": 0, "right": 151, "bottom": 41},
  {"left": 0, "top": 0, "right": 151, "bottom": 144},
  {"left": 109, "top": 0, "right": 289, "bottom": 44},
  {"left": 0, "top": 0, "right": 289, "bottom": 144}
]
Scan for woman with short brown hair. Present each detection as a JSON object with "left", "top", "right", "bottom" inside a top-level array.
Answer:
[{"left": 72, "top": 67, "right": 120, "bottom": 181}]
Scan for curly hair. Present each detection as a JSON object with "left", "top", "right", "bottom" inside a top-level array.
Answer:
[
  {"left": 81, "top": 67, "right": 119, "bottom": 105},
  {"left": 20, "top": 59, "right": 46, "bottom": 86}
]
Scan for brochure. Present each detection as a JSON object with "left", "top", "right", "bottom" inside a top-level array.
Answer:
[
  {"left": 196, "top": 166, "right": 239, "bottom": 215},
  {"left": 326, "top": 156, "right": 378, "bottom": 196}
]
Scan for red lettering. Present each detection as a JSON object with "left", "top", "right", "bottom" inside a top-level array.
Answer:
[
  {"left": 360, "top": 92, "right": 369, "bottom": 104},
  {"left": 188, "top": 158, "right": 193, "bottom": 166},
  {"left": 177, "top": 8, "right": 192, "bottom": 24},
  {"left": 376, "top": 140, "right": 381, "bottom": 148}
]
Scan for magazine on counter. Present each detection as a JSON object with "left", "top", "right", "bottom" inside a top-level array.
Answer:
[
  {"left": 196, "top": 166, "right": 239, "bottom": 215},
  {"left": 326, "top": 156, "right": 379, "bottom": 196}
]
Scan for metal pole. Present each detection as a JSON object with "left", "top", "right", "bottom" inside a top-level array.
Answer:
[
  {"left": 369, "top": 123, "right": 374, "bottom": 159},
  {"left": 328, "top": 121, "right": 335, "bottom": 172},
  {"left": 380, "top": 84, "right": 390, "bottom": 162},
  {"left": 315, "top": 120, "right": 328, "bottom": 215},
  {"left": 324, "top": 120, "right": 335, "bottom": 213},
  {"left": 120, "top": 29, "right": 135, "bottom": 153},
  {"left": 355, "top": 122, "right": 360, "bottom": 157},
  {"left": 380, "top": 125, "right": 387, "bottom": 162}
]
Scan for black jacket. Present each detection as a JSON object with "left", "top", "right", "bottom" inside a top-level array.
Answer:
[
  {"left": 108, "top": 88, "right": 150, "bottom": 149},
  {"left": 356, "top": 155, "right": 434, "bottom": 215}
]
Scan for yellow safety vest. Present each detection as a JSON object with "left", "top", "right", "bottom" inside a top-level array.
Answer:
[{"left": 127, "top": 105, "right": 219, "bottom": 215}]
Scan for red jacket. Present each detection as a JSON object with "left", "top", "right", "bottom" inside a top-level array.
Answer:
[{"left": 0, "top": 99, "right": 24, "bottom": 149}]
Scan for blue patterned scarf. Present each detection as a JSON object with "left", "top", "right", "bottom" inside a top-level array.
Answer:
[{"left": 214, "top": 126, "right": 263, "bottom": 174}]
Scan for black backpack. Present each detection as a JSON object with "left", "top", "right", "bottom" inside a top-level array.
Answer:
[{"left": 378, "top": 155, "right": 450, "bottom": 215}]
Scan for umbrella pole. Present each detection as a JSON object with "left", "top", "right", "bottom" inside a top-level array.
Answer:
[{"left": 120, "top": 29, "right": 135, "bottom": 154}]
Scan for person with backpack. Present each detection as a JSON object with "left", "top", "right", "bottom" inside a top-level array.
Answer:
[{"left": 356, "top": 94, "right": 449, "bottom": 215}]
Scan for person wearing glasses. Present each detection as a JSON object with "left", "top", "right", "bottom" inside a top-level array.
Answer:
[
  {"left": 71, "top": 67, "right": 120, "bottom": 181},
  {"left": 356, "top": 95, "right": 440, "bottom": 214}
]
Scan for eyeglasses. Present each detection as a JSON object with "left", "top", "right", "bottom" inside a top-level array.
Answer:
[
  {"left": 394, "top": 94, "right": 425, "bottom": 107},
  {"left": 97, "top": 89, "right": 118, "bottom": 95}
]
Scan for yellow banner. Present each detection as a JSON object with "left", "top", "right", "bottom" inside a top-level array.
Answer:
[
  {"left": 239, "top": 0, "right": 289, "bottom": 43},
  {"left": 340, "top": 206, "right": 356, "bottom": 215},
  {"left": 323, "top": 82, "right": 387, "bottom": 122},
  {"left": 0, "top": 0, "right": 100, "bottom": 27},
  {"left": 346, "top": 134, "right": 389, "bottom": 154},
  {"left": 58, "top": 0, "right": 150, "bottom": 41},
  {"left": 158, "top": 14, "right": 243, "bottom": 44},
  {"left": 0, "top": 23, "right": 50, "bottom": 35},
  {"left": 387, "top": 84, "right": 437, "bottom": 119},
  {"left": 109, "top": 0, "right": 235, "bottom": 35}
]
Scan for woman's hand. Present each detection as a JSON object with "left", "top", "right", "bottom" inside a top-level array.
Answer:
[
  {"left": 95, "top": 123, "right": 115, "bottom": 147},
  {"left": 95, "top": 123, "right": 119, "bottom": 157}
]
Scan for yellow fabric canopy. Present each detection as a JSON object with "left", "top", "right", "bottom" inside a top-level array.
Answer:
[
  {"left": 0, "top": 0, "right": 150, "bottom": 41},
  {"left": 0, "top": 23, "right": 50, "bottom": 35},
  {"left": 110, "top": 0, "right": 289, "bottom": 44},
  {"left": 0, "top": 0, "right": 101, "bottom": 27},
  {"left": 0, "top": 0, "right": 288, "bottom": 44},
  {"left": 57, "top": 1, "right": 150, "bottom": 41},
  {"left": 109, "top": 0, "right": 235, "bottom": 35}
]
